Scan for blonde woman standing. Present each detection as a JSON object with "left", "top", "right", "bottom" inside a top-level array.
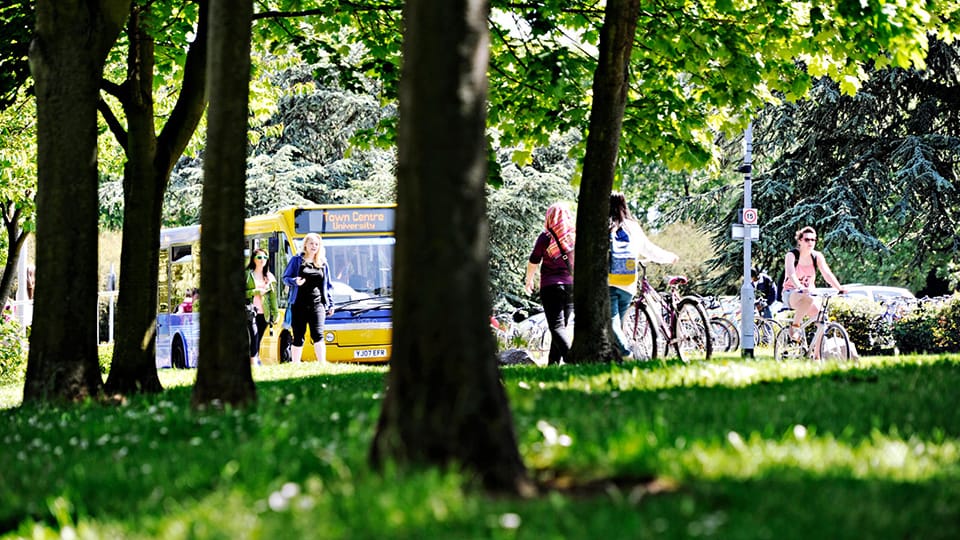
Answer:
[{"left": 282, "top": 233, "right": 335, "bottom": 363}]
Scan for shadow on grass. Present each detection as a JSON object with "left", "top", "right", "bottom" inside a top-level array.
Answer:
[{"left": 1, "top": 357, "right": 957, "bottom": 537}]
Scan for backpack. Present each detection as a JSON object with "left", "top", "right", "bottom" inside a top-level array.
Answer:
[{"left": 609, "top": 225, "right": 636, "bottom": 287}]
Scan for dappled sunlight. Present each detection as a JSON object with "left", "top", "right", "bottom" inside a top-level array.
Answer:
[
  {"left": 660, "top": 429, "right": 959, "bottom": 482},
  {"left": 526, "top": 354, "right": 956, "bottom": 394}
]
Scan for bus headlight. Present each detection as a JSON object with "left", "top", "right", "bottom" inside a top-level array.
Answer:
[{"left": 325, "top": 332, "right": 335, "bottom": 343}]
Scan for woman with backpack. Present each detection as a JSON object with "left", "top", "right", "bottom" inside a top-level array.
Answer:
[
  {"left": 782, "top": 226, "right": 846, "bottom": 341},
  {"left": 608, "top": 192, "right": 678, "bottom": 359},
  {"left": 524, "top": 203, "right": 576, "bottom": 365}
]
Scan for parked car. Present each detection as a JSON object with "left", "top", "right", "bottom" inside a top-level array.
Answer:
[
  {"left": 843, "top": 285, "right": 915, "bottom": 304},
  {"left": 810, "top": 284, "right": 915, "bottom": 304}
]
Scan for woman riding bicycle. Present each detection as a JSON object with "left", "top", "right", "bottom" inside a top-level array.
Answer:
[{"left": 782, "top": 226, "right": 846, "bottom": 343}]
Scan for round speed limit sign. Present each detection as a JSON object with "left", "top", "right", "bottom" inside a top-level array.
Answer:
[{"left": 742, "top": 208, "right": 758, "bottom": 225}]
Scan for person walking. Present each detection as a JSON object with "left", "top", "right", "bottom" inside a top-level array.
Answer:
[
  {"left": 608, "top": 192, "right": 678, "bottom": 359},
  {"left": 751, "top": 267, "right": 778, "bottom": 319},
  {"left": 524, "top": 203, "right": 575, "bottom": 365},
  {"left": 282, "top": 233, "right": 335, "bottom": 364},
  {"left": 246, "top": 248, "right": 278, "bottom": 366}
]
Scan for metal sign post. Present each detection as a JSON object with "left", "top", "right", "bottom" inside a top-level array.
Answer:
[{"left": 738, "top": 123, "right": 756, "bottom": 357}]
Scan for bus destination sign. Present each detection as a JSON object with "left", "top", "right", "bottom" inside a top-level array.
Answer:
[{"left": 295, "top": 207, "right": 395, "bottom": 235}]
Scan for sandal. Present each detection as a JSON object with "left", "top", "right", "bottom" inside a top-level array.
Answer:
[{"left": 790, "top": 323, "right": 803, "bottom": 341}]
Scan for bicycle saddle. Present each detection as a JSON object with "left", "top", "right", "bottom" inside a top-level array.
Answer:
[{"left": 666, "top": 275, "right": 688, "bottom": 286}]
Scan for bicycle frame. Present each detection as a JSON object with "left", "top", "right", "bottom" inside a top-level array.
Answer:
[
  {"left": 774, "top": 293, "right": 852, "bottom": 362},
  {"left": 624, "top": 261, "right": 711, "bottom": 362}
]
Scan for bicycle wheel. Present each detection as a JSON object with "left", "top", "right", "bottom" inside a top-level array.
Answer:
[
  {"left": 523, "top": 316, "right": 551, "bottom": 364},
  {"left": 710, "top": 316, "right": 738, "bottom": 352},
  {"left": 818, "top": 322, "right": 852, "bottom": 362},
  {"left": 755, "top": 318, "right": 781, "bottom": 350},
  {"left": 774, "top": 325, "right": 806, "bottom": 362},
  {"left": 674, "top": 298, "right": 712, "bottom": 362},
  {"left": 623, "top": 301, "right": 657, "bottom": 361}
]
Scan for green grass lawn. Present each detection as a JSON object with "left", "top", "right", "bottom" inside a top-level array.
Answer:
[{"left": 1, "top": 354, "right": 958, "bottom": 539}]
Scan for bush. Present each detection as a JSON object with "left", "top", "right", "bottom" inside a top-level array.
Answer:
[
  {"left": 931, "top": 294, "right": 960, "bottom": 352},
  {"left": 891, "top": 295, "right": 960, "bottom": 354},
  {"left": 893, "top": 309, "right": 940, "bottom": 354},
  {"left": 828, "top": 297, "right": 893, "bottom": 355},
  {"left": 0, "top": 312, "right": 27, "bottom": 384}
]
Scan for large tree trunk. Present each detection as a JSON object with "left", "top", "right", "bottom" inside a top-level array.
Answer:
[
  {"left": 191, "top": 0, "right": 255, "bottom": 408},
  {"left": 105, "top": 0, "right": 209, "bottom": 396},
  {"left": 569, "top": 0, "right": 641, "bottom": 364},
  {"left": 24, "top": 0, "right": 130, "bottom": 403},
  {"left": 369, "top": 0, "right": 533, "bottom": 495}
]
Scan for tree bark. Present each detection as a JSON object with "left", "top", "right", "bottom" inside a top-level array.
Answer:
[
  {"left": 191, "top": 0, "right": 255, "bottom": 408},
  {"left": 105, "top": 0, "right": 208, "bottom": 396},
  {"left": 569, "top": 0, "right": 641, "bottom": 364},
  {"left": 24, "top": 0, "right": 130, "bottom": 403},
  {"left": 369, "top": 0, "right": 533, "bottom": 495}
]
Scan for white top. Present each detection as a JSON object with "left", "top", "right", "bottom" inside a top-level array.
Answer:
[{"left": 610, "top": 219, "right": 678, "bottom": 295}]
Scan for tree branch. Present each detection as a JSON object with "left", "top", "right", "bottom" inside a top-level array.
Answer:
[{"left": 98, "top": 98, "right": 128, "bottom": 152}]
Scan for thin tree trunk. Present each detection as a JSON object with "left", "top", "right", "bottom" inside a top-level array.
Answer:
[
  {"left": 24, "top": 0, "right": 130, "bottom": 403},
  {"left": 106, "top": 0, "right": 208, "bottom": 396},
  {"left": 0, "top": 205, "right": 28, "bottom": 303},
  {"left": 191, "top": 0, "right": 255, "bottom": 408},
  {"left": 370, "top": 0, "right": 533, "bottom": 495},
  {"left": 105, "top": 5, "right": 163, "bottom": 394},
  {"left": 569, "top": 0, "right": 641, "bottom": 364}
]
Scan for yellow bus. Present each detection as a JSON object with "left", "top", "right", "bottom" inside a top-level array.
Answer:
[{"left": 156, "top": 204, "right": 395, "bottom": 367}]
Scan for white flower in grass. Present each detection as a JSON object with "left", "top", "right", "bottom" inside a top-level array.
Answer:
[
  {"left": 281, "top": 482, "right": 300, "bottom": 498},
  {"left": 793, "top": 425, "right": 807, "bottom": 440},
  {"left": 536, "top": 420, "right": 572, "bottom": 447},
  {"left": 499, "top": 513, "right": 522, "bottom": 529},
  {"left": 517, "top": 381, "right": 530, "bottom": 390},
  {"left": 268, "top": 491, "right": 289, "bottom": 512},
  {"left": 726, "top": 431, "right": 746, "bottom": 451}
]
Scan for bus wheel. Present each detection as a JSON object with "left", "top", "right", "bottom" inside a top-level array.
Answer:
[
  {"left": 279, "top": 331, "right": 292, "bottom": 364},
  {"left": 172, "top": 335, "right": 187, "bottom": 369}
]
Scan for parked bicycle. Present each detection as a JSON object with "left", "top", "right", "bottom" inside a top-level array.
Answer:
[
  {"left": 491, "top": 294, "right": 553, "bottom": 363},
  {"left": 701, "top": 296, "right": 781, "bottom": 353},
  {"left": 622, "top": 261, "right": 712, "bottom": 362},
  {"left": 773, "top": 293, "right": 852, "bottom": 362},
  {"left": 700, "top": 296, "right": 739, "bottom": 353}
]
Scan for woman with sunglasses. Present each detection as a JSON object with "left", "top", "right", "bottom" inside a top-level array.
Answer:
[
  {"left": 782, "top": 226, "right": 845, "bottom": 342},
  {"left": 246, "top": 248, "right": 278, "bottom": 366}
]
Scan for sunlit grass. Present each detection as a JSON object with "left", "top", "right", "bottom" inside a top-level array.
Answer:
[{"left": 2, "top": 354, "right": 958, "bottom": 539}]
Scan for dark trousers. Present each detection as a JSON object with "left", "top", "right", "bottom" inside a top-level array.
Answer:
[
  {"left": 249, "top": 313, "right": 267, "bottom": 357},
  {"left": 541, "top": 283, "right": 573, "bottom": 365}
]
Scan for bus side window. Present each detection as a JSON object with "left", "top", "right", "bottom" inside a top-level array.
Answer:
[
  {"left": 158, "top": 248, "right": 171, "bottom": 313},
  {"left": 276, "top": 232, "right": 292, "bottom": 307}
]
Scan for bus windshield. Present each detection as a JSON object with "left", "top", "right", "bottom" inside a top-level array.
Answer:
[{"left": 292, "top": 236, "right": 394, "bottom": 299}]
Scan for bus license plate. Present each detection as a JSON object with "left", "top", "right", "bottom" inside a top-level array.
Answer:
[{"left": 354, "top": 349, "right": 387, "bottom": 359}]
